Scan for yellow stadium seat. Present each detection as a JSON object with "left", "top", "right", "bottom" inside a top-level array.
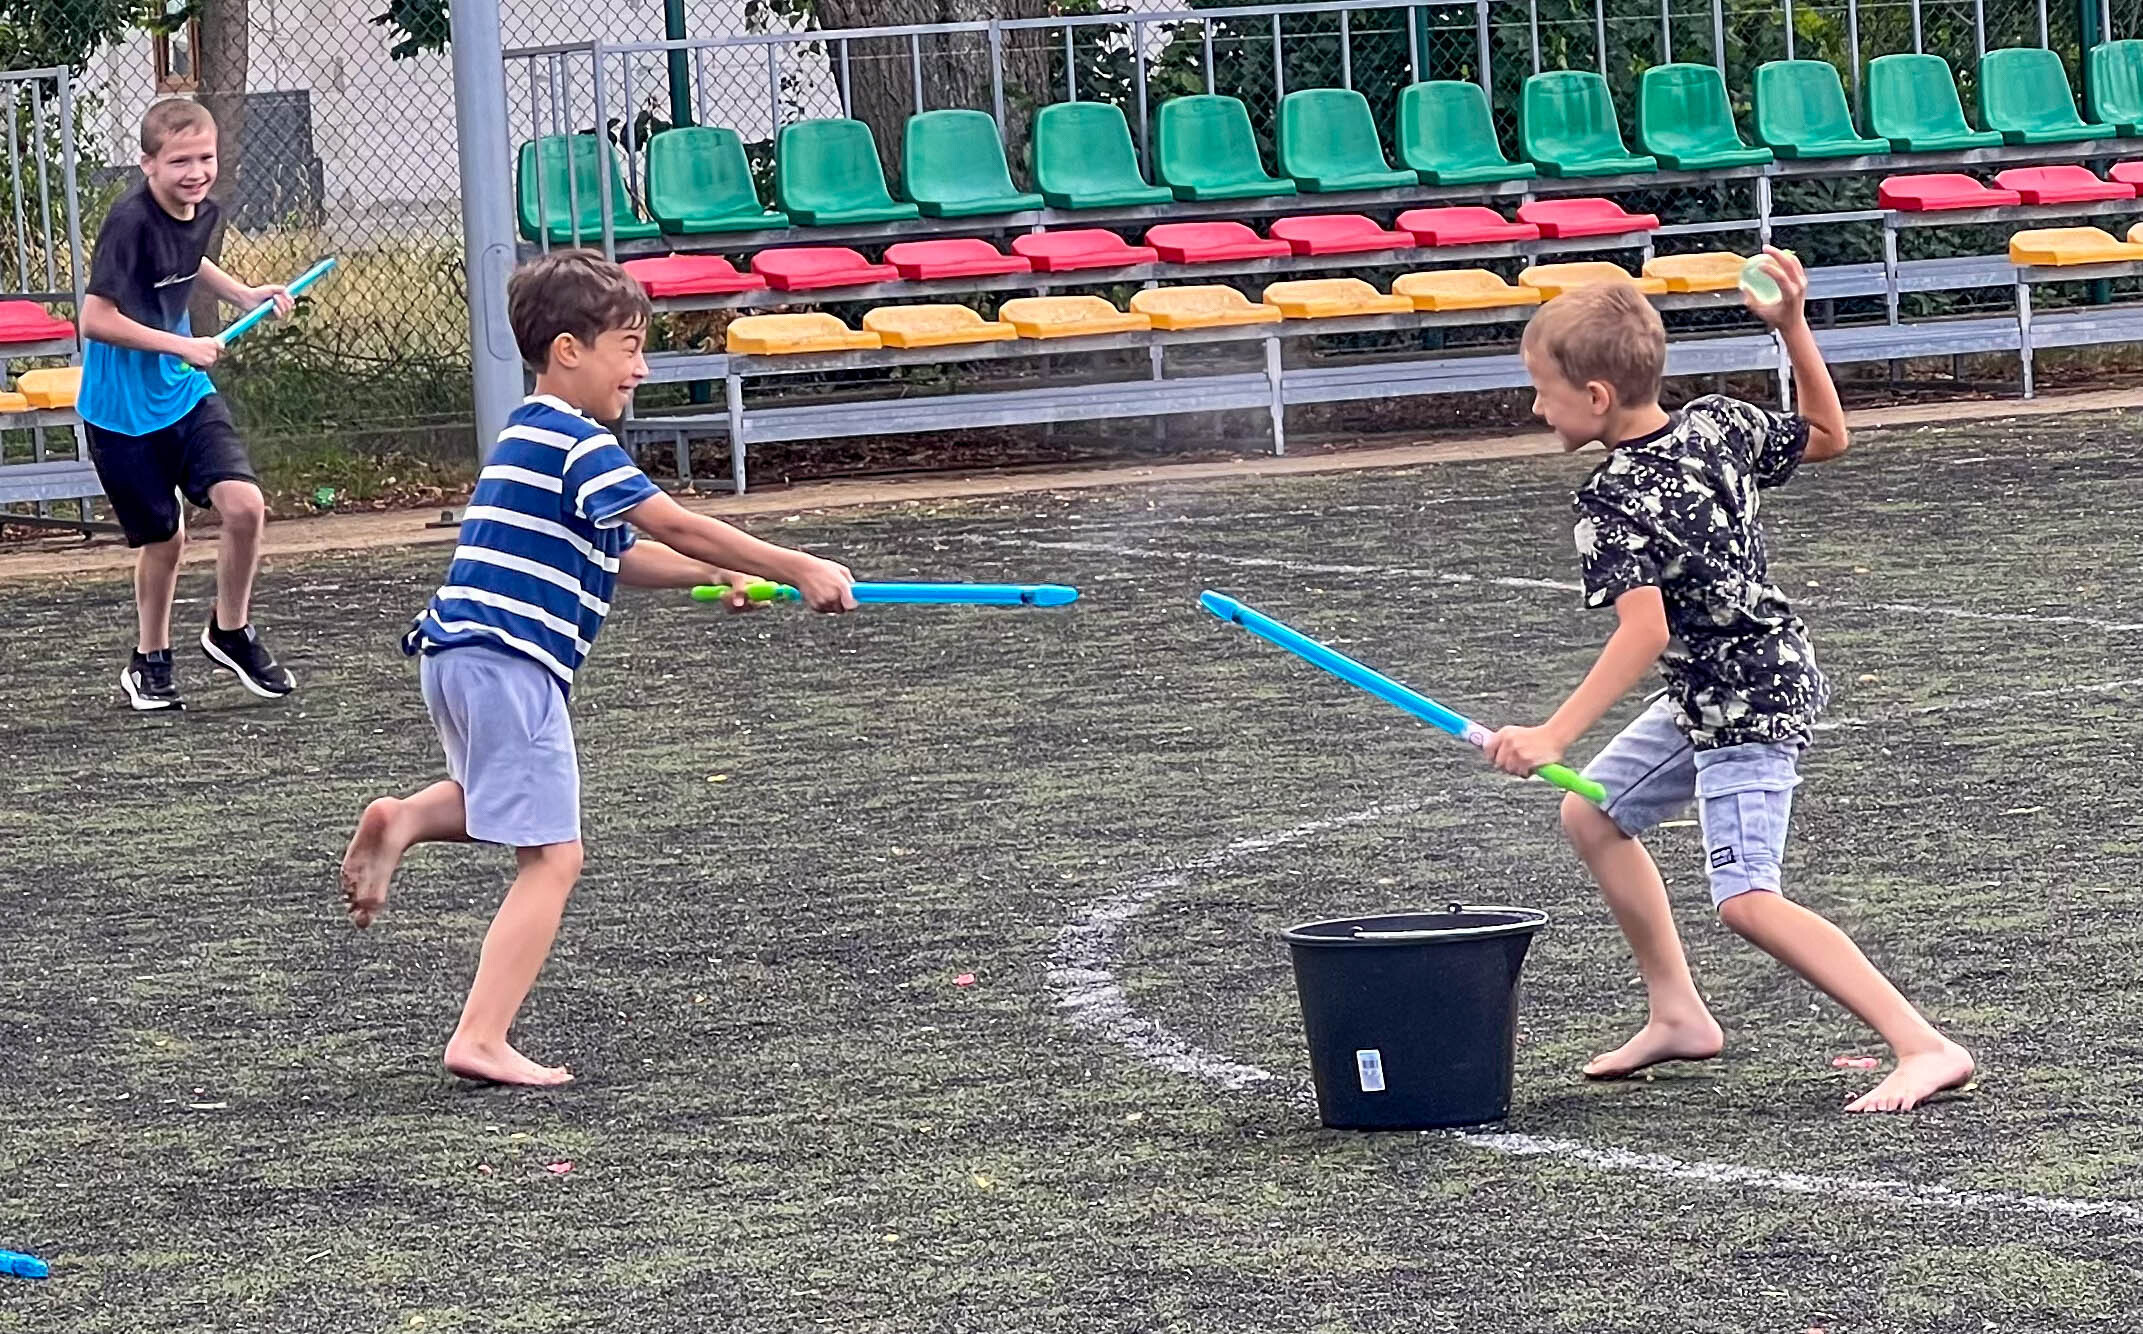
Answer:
[
  {"left": 1128, "top": 285, "right": 1283, "bottom": 330},
  {"left": 1258, "top": 278, "right": 1413, "bottom": 319},
  {"left": 1518, "top": 263, "right": 1670, "bottom": 299},
  {"left": 1392, "top": 269, "right": 1543, "bottom": 312},
  {"left": 0, "top": 391, "right": 28, "bottom": 414},
  {"left": 998, "top": 295, "right": 1150, "bottom": 339},
  {"left": 17, "top": 366, "right": 80, "bottom": 408},
  {"left": 724, "top": 313, "right": 881, "bottom": 355},
  {"left": 1642, "top": 251, "right": 1748, "bottom": 293},
  {"left": 861, "top": 304, "right": 1017, "bottom": 348},
  {"left": 2011, "top": 226, "right": 2143, "bottom": 266}
]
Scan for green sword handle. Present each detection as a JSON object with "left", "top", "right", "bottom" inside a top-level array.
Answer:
[
  {"left": 1533, "top": 763, "right": 1608, "bottom": 805},
  {"left": 691, "top": 582, "right": 797, "bottom": 604}
]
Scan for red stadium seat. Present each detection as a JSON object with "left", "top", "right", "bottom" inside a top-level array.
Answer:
[
  {"left": 749, "top": 246, "right": 900, "bottom": 291},
  {"left": 1991, "top": 165, "right": 2136, "bottom": 204},
  {"left": 1395, "top": 206, "right": 1541, "bottom": 246},
  {"left": 1514, "top": 197, "right": 1661, "bottom": 238},
  {"left": 1144, "top": 221, "right": 1293, "bottom": 264},
  {"left": 0, "top": 301, "right": 74, "bottom": 345},
  {"left": 1010, "top": 229, "right": 1160, "bottom": 273},
  {"left": 2112, "top": 161, "right": 2143, "bottom": 188},
  {"left": 619, "top": 255, "right": 766, "bottom": 298},
  {"left": 1267, "top": 213, "right": 1413, "bottom": 256},
  {"left": 882, "top": 238, "right": 1033, "bottom": 280},
  {"left": 1876, "top": 174, "right": 2023, "bottom": 211}
]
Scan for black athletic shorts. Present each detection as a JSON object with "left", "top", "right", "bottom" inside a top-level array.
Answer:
[{"left": 83, "top": 394, "right": 258, "bottom": 548}]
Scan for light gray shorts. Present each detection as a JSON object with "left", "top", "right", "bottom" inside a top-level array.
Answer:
[
  {"left": 1580, "top": 697, "right": 1803, "bottom": 906},
  {"left": 421, "top": 646, "right": 581, "bottom": 848}
]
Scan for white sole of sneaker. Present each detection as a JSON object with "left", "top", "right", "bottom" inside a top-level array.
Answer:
[
  {"left": 119, "top": 666, "right": 182, "bottom": 712},
  {"left": 199, "top": 627, "right": 297, "bottom": 699}
]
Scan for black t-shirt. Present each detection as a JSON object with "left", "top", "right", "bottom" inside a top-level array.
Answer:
[{"left": 86, "top": 182, "right": 219, "bottom": 335}]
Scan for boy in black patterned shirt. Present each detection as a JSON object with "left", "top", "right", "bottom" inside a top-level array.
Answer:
[{"left": 1485, "top": 251, "right": 1974, "bottom": 1113}]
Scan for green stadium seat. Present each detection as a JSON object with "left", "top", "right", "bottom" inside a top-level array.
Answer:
[
  {"left": 644, "top": 127, "right": 787, "bottom": 234},
  {"left": 1637, "top": 63, "right": 1774, "bottom": 169},
  {"left": 1864, "top": 54, "right": 2003, "bottom": 152},
  {"left": 901, "top": 110, "right": 1044, "bottom": 218},
  {"left": 1154, "top": 95, "right": 1298, "bottom": 201},
  {"left": 1753, "top": 60, "right": 1892, "bottom": 158},
  {"left": 516, "top": 135, "right": 661, "bottom": 245},
  {"left": 1396, "top": 81, "right": 1536, "bottom": 184},
  {"left": 2088, "top": 40, "right": 2143, "bottom": 135},
  {"left": 774, "top": 119, "right": 921, "bottom": 226},
  {"left": 1520, "top": 71, "right": 1657, "bottom": 177},
  {"left": 1978, "top": 47, "right": 2116, "bottom": 145},
  {"left": 1276, "top": 88, "right": 1415, "bottom": 192},
  {"left": 1031, "top": 102, "right": 1174, "bottom": 208}
]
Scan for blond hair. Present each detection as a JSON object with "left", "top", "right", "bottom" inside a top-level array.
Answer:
[
  {"left": 140, "top": 98, "right": 216, "bottom": 156},
  {"left": 1520, "top": 280, "right": 1666, "bottom": 407}
]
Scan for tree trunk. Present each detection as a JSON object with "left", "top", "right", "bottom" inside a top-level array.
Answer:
[{"left": 189, "top": 0, "right": 250, "bottom": 339}]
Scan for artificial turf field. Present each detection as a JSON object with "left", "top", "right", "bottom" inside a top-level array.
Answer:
[{"left": 4, "top": 408, "right": 2143, "bottom": 1332}]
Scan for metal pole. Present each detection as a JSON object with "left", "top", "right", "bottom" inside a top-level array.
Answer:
[
  {"left": 1274, "top": 13, "right": 1285, "bottom": 99},
  {"left": 1410, "top": 2, "right": 1422, "bottom": 83},
  {"left": 529, "top": 61, "right": 550, "bottom": 252},
  {"left": 451, "top": 0, "right": 525, "bottom": 464},
  {"left": 1974, "top": 0, "right": 1985, "bottom": 54},
  {"left": 592, "top": 50, "right": 616, "bottom": 256},
  {"left": 767, "top": 44, "right": 781, "bottom": 133},
  {"left": 1476, "top": 1, "right": 1492, "bottom": 95},
  {"left": 726, "top": 373, "right": 748, "bottom": 494},
  {"left": 1595, "top": 0, "right": 1608, "bottom": 78},
  {"left": 990, "top": 23, "right": 1006, "bottom": 127},
  {"left": 620, "top": 53, "right": 638, "bottom": 203},
  {"left": 4, "top": 96, "right": 29, "bottom": 291},
  {"left": 1204, "top": 23, "right": 1215, "bottom": 91},
  {"left": 840, "top": 39, "right": 853, "bottom": 117},
  {"left": 553, "top": 55, "right": 579, "bottom": 246},
  {"left": 1712, "top": 0, "right": 1725, "bottom": 69},
  {"left": 1911, "top": 0, "right": 1922, "bottom": 53},
  {"left": 1784, "top": 0, "right": 1796, "bottom": 60},
  {"left": 31, "top": 80, "right": 58, "bottom": 295},
  {"left": 912, "top": 33, "right": 925, "bottom": 113},
  {"left": 663, "top": 0, "right": 691, "bottom": 126},
  {"left": 2016, "top": 280, "right": 2035, "bottom": 398},
  {"left": 1340, "top": 10, "right": 1352, "bottom": 89},
  {"left": 1135, "top": 20, "right": 1151, "bottom": 168},
  {"left": 1066, "top": 25, "right": 1076, "bottom": 100},
  {"left": 1662, "top": 0, "right": 1673, "bottom": 63},
  {"left": 1847, "top": 0, "right": 1861, "bottom": 113},
  {"left": 57, "top": 70, "right": 86, "bottom": 311},
  {"left": 2037, "top": 0, "right": 2049, "bottom": 46},
  {"left": 1531, "top": 0, "right": 1542, "bottom": 74},
  {"left": 694, "top": 48, "right": 709, "bottom": 127}
]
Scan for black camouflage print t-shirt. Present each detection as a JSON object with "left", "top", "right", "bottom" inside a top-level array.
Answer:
[{"left": 1574, "top": 395, "right": 1830, "bottom": 750}]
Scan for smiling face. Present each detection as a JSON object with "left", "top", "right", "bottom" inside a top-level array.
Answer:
[
  {"left": 546, "top": 322, "right": 649, "bottom": 422},
  {"left": 141, "top": 125, "right": 218, "bottom": 217}
]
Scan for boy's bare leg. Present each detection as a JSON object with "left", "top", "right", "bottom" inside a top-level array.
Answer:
[
  {"left": 1717, "top": 893, "right": 1974, "bottom": 1112},
  {"left": 1563, "top": 795, "right": 1725, "bottom": 1078},
  {"left": 134, "top": 525, "right": 185, "bottom": 653},
  {"left": 341, "top": 781, "right": 468, "bottom": 927},
  {"left": 443, "top": 840, "right": 583, "bottom": 1088},
  {"left": 206, "top": 480, "right": 266, "bottom": 630}
]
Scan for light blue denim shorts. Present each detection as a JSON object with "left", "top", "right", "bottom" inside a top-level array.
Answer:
[
  {"left": 1580, "top": 697, "right": 1803, "bottom": 905},
  {"left": 420, "top": 646, "right": 582, "bottom": 848}
]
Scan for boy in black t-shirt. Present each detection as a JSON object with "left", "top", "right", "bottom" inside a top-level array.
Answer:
[{"left": 79, "top": 98, "right": 297, "bottom": 711}]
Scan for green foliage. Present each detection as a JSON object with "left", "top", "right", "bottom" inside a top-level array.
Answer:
[
  {"left": 372, "top": 0, "right": 448, "bottom": 60},
  {"left": 0, "top": 0, "right": 144, "bottom": 71}
]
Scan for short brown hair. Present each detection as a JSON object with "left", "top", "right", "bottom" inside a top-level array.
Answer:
[
  {"left": 508, "top": 250, "right": 652, "bottom": 370},
  {"left": 1520, "top": 279, "right": 1666, "bottom": 407},
  {"left": 140, "top": 99, "right": 216, "bottom": 156}
]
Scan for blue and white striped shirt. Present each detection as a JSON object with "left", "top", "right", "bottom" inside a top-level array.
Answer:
[{"left": 407, "top": 395, "right": 662, "bottom": 690}]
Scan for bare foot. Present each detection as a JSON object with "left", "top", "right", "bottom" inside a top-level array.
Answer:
[
  {"left": 1584, "top": 1015, "right": 1726, "bottom": 1080},
  {"left": 444, "top": 1036, "right": 574, "bottom": 1087},
  {"left": 341, "top": 798, "right": 403, "bottom": 928},
  {"left": 1844, "top": 1040, "right": 1975, "bottom": 1113}
]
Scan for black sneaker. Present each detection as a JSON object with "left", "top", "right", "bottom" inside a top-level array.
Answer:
[
  {"left": 200, "top": 618, "right": 297, "bottom": 699},
  {"left": 120, "top": 649, "right": 184, "bottom": 712}
]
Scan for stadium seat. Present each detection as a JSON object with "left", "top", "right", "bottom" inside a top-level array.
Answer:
[
  {"left": 1979, "top": 48, "right": 2116, "bottom": 145},
  {"left": 882, "top": 238, "right": 1032, "bottom": 281},
  {"left": 1277, "top": 89, "right": 1416, "bottom": 192},
  {"left": 1396, "top": 81, "right": 1537, "bottom": 184},
  {"left": 1753, "top": 60, "right": 1892, "bottom": 158},
  {"left": 902, "top": 110, "right": 1044, "bottom": 217},
  {"left": 862, "top": 305, "right": 1018, "bottom": 348},
  {"left": 1154, "top": 96, "right": 1299, "bottom": 201},
  {"left": 1516, "top": 197, "right": 1661, "bottom": 238},
  {"left": 1011, "top": 230, "right": 1160, "bottom": 272},
  {"left": 620, "top": 255, "right": 766, "bottom": 298},
  {"left": 750, "top": 246, "right": 900, "bottom": 291},
  {"left": 726, "top": 313, "right": 881, "bottom": 355},
  {"left": 516, "top": 135, "right": 662, "bottom": 244},
  {"left": 0, "top": 302, "right": 74, "bottom": 345},
  {"left": 1396, "top": 206, "right": 1539, "bottom": 246},
  {"left": 16, "top": 366, "right": 80, "bottom": 408},
  {"left": 1865, "top": 55, "right": 2004, "bottom": 152},
  {"left": 2088, "top": 39, "right": 2143, "bottom": 135},
  {"left": 1268, "top": 214, "right": 1413, "bottom": 256},
  {"left": 1392, "top": 269, "right": 1543, "bottom": 311},
  {"left": 1259, "top": 278, "right": 1411, "bottom": 319},
  {"left": 1637, "top": 64, "right": 1775, "bottom": 170},
  {"left": 0, "top": 391, "right": 27, "bottom": 413},
  {"left": 2007, "top": 226, "right": 2143, "bottom": 265},
  {"left": 1642, "top": 251, "right": 1748, "bottom": 292},
  {"left": 2113, "top": 160, "right": 2143, "bottom": 188},
  {"left": 1877, "top": 174, "right": 2022, "bottom": 211},
  {"left": 1129, "top": 286, "right": 1284, "bottom": 329},
  {"left": 645, "top": 127, "right": 788, "bottom": 234},
  {"left": 1519, "top": 263, "right": 1668, "bottom": 298},
  {"left": 998, "top": 296, "right": 1151, "bottom": 339},
  {"left": 1520, "top": 71, "right": 1659, "bottom": 177},
  {"left": 1992, "top": 165, "right": 2135, "bottom": 204},
  {"left": 1031, "top": 102, "right": 1174, "bottom": 209},
  {"left": 774, "top": 119, "right": 921, "bottom": 226},
  {"left": 1145, "top": 221, "right": 1292, "bottom": 264}
]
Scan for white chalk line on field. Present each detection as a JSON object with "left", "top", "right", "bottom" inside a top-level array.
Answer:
[{"left": 1050, "top": 797, "right": 2143, "bottom": 1224}]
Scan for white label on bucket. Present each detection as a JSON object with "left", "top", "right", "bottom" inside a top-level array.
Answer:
[{"left": 1355, "top": 1049, "right": 1387, "bottom": 1093}]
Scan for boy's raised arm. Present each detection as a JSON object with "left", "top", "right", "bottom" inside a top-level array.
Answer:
[
  {"left": 1485, "top": 586, "right": 1670, "bottom": 775},
  {"left": 1749, "top": 246, "right": 1848, "bottom": 462}
]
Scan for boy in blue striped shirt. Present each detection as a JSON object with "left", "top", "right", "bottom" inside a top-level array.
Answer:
[{"left": 339, "top": 251, "right": 854, "bottom": 1087}]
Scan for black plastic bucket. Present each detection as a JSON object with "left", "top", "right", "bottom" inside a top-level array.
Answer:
[{"left": 1282, "top": 905, "right": 1548, "bottom": 1130}]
